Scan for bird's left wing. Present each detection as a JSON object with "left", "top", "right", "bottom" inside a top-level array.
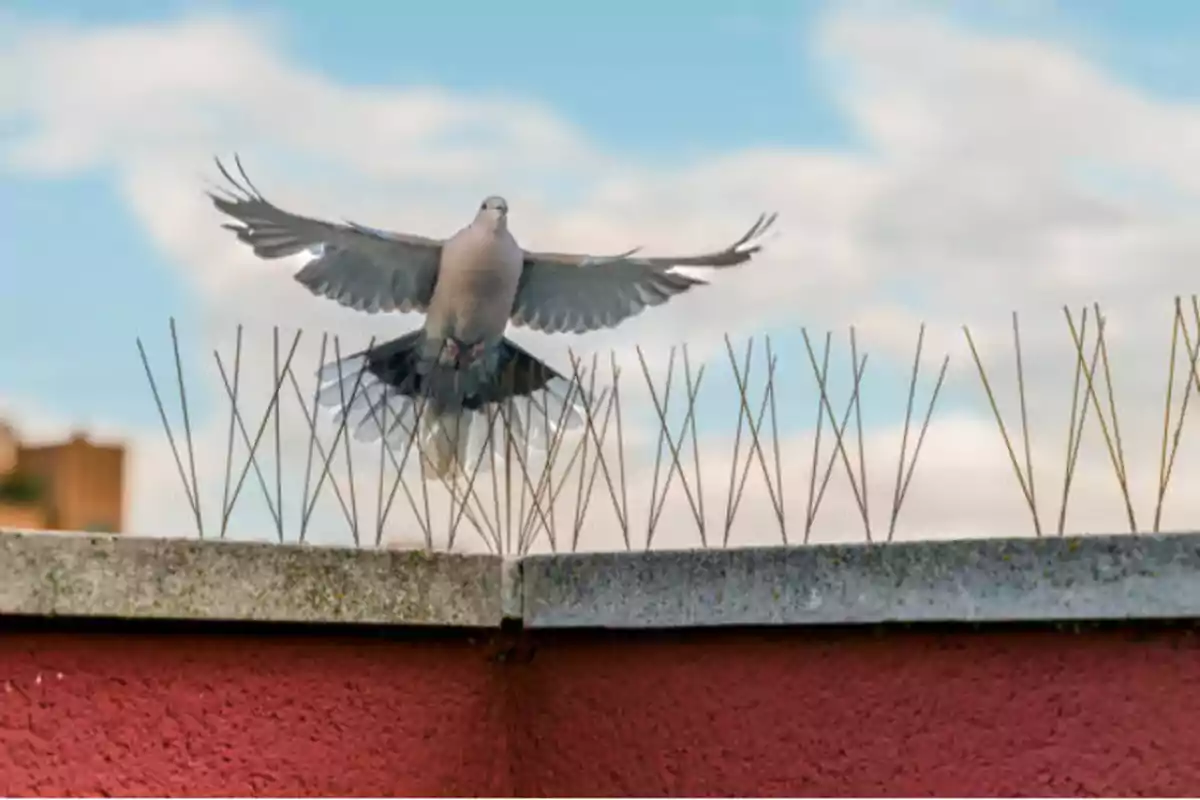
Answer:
[
  {"left": 209, "top": 156, "right": 444, "bottom": 315},
  {"left": 508, "top": 213, "right": 777, "bottom": 335}
]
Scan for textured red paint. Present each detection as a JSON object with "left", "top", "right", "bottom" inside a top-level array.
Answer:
[
  {"left": 509, "top": 626, "right": 1200, "bottom": 797},
  {"left": 4, "top": 623, "right": 1200, "bottom": 797},
  {"left": 0, "top": 627, "right": 509, "bottom": 797}
]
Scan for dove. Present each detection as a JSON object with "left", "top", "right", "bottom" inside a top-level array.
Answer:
[{"left": 208, "top": 157, "right": 777, "bottom": 481}]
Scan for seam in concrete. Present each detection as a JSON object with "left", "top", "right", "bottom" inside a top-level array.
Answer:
[
  {"left": 1, "top": 528, "right": 1198, "bottom": 628},
  {"left": 500, "top": 557, "right": 523, "bottom": 621}
]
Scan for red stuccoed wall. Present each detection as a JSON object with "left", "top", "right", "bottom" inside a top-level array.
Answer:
[
  {"left": 0, "top": 623, "right": 511, "bottom": 797},
  {"left": 2, "top": 621, "right": 1199, "bottom": 797},
  {"left": 511, "top": 626, "right": 1200, "bottom": 797}
]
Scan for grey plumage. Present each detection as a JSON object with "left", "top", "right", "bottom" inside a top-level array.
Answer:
[{"left": 209, "top": 156, "right": 776, "bottom": 480}]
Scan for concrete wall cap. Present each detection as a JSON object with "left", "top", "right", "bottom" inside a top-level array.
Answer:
[{"left": 1, "top": 528, "right": 1197, "bottom": 628}]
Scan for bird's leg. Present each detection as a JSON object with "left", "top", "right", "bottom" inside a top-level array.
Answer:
[{"left": 440, "top": 338, "right": 461, "bottom": 367}]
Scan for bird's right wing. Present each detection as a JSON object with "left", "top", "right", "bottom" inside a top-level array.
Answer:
[{"left": 208, "top": 156, "right": 443, "bottom": 315}]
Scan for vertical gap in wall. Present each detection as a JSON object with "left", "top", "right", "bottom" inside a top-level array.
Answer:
[{"left": 496, "top": 614, "right": 532, "bottom": 797}]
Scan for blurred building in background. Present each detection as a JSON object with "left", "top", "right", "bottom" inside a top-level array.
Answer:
[{"left": 0, "top": 421, "right": 125, "bottom": 533}]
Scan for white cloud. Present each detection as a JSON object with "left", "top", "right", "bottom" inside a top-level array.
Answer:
[{"left": 4, "top": 6, "right": 1200, "bottom": 550}]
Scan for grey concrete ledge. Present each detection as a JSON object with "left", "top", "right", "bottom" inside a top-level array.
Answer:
[
  {"left": 0, "top": 529, "right": 504, "bottom": 626},
  {"left": 520, "top": 533, "right": 1200, "bottom": 628},
  {"left": 4, "top": 529, "right": 1200, "bottom": 629}
]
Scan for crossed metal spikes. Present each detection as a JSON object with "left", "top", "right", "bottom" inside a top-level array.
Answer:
[{"left": 138, "top": 314, "right": 974, "bottom": 552}]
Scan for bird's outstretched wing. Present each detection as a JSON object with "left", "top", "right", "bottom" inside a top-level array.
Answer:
[
  {"left": 208, "top": 156, "right": 443, "bottom": 315},
  {"left": 509, "top": 213, "right": 777, "bottom": 335}
]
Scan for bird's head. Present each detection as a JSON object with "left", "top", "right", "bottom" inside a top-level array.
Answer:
[{"left": 476, "top": 195, "right": 509, "bottom": 228}]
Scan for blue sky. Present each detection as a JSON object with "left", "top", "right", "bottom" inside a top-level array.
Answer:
[
  {"left": 0, "top": 0, "right": 1195, "bottom": 431},
  {"left": 3, "top": 0, "right": 1200, "bottom": 444},
  {"left": 0, "top": 0, "right": 842, "bottom": 431}
]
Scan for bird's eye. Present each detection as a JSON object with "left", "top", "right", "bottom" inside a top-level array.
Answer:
[{"left": 480, "top": 202, "right": 487, "bottom": 210}]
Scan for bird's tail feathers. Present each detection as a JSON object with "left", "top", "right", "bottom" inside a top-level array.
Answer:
[
  {"left": 312, "top": 333, "right": 593, "bottom": 482},
  {"left": 316, "top": 345, "right": 421, "bottom": 447},
  {"left": 420, "top": 411, "right": 471, "bottom": 481},
  {"left": 489, "top": 337, "right": 589, "bottom": 440}
]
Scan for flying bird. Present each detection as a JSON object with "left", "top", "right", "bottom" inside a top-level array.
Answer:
[{"left": 208, "top": 157, "right": 777, "bottom": 481}]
